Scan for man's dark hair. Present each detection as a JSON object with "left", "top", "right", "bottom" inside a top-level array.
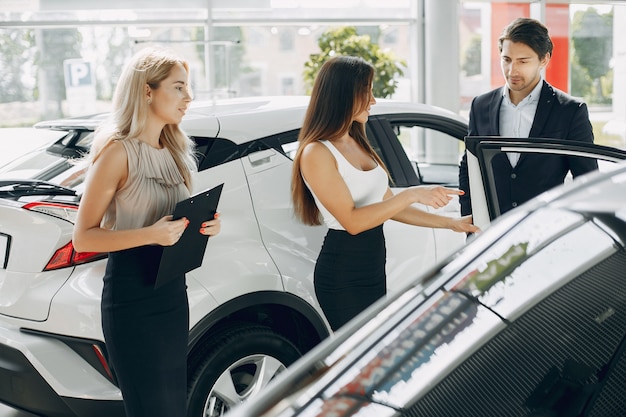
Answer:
[{"left": 498, "top": 17, "right": 554, "bottom": 59}]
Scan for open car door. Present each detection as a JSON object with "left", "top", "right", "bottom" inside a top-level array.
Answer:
[{"left": 465, "top": 136, "right": 626, "bottom": 230}]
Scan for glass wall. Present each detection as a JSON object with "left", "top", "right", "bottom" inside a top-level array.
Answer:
[
  {"left": 0, "top": 0, "right": 624, "bottom": 149},
  {"left": 459, "top": 1, "right": 625, "bottom": 149},
  {"left": 0, "top": 0, "right": 418, "bottom": 125}
]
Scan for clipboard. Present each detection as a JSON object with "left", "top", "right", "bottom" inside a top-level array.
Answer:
[{"left": 155, "top": 183, "right": 224, "bottom": 288}]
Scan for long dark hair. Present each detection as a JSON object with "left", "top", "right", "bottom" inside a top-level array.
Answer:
[{"left": 291, "top": 55, "right": 386, "bottom": 225}]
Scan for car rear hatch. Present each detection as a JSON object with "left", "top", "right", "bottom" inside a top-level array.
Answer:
[
  {"left": 0, "top": 117, "right": 104, "bottom": 321},
  {"left": 0, "top": 194, "right": 84, "bottom": 321},
  {"left": 0, "top": 110, "right": 221, "bottom": 321}
]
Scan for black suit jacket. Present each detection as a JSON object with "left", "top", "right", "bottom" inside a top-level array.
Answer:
[{"left": 459, "top": 80, "right": 597, "bottom": 216}]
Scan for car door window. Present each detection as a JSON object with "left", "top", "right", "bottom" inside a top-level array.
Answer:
[
  {"left": 465, "top": 137, "right": 626, "bottom": 226},
  {"left": 194, "top": 129, "right": 301, "bottom": 172},
  {"left": 275, "top": 130, "right": 300, "bottom": 159},
  {"left": 390, "top": 124, "right": 464, "bottom": 187}
]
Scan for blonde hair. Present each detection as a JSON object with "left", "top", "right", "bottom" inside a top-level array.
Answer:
[{"left": 91, "top": 47, "right": 196, "bottom": 189}]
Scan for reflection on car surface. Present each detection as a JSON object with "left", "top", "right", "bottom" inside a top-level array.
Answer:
[
  {"left": 225, "top": 142, "right": 626, "bottom": 417},
  {"left": 0, "top": 96, "right": 472, "bottom": 417}
]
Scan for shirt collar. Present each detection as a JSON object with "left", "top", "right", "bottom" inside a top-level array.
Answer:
[{"left": 502, "top": 78, "right": 544, "bottom": 105}]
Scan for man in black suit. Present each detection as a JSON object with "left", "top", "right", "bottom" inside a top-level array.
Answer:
[{"left": 458, "top": 17, "right": 597, "bottom": 217}]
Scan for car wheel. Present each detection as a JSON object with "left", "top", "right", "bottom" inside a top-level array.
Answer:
[{"left": 186, "top": 323, "right": 302, "bottom": 417}]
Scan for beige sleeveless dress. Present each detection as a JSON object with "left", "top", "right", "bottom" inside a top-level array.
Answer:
[
  {"left": 100, "top": 137, "right": 192, "bottom": 417},
  {"left": 101, "top": 138, "right": 190, "bottom": 230}
]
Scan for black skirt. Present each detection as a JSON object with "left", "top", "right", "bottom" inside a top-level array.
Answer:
[
  {"left": 314, "top": 225, "right": 386, "bottom": 331},
  {"left": 101, "top": 245, "right": 188, "bottom": 417}
]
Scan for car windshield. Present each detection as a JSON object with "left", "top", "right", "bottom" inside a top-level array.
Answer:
[{"left": 0, "top": 130, "right": 93, "bottom": 189}]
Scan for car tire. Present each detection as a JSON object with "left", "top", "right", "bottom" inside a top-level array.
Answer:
[{"left": 186, "top": 323, "right": 302, "bottom": 417}]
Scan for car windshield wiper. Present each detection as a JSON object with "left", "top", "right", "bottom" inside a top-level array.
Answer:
[
  {"left": 0, "top": 180, "right": 77, "bottom": 198},
  {"left": 525, "top": 329, "right": 626, "bottom": 417}
]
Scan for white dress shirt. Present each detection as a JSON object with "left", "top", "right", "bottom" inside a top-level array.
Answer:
[{"left": 499, "top": 79, "right": 543, "bottom": 167}]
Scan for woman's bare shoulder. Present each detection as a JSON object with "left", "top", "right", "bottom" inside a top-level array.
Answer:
[
  {"left": 93, "top": 139, "right": 128, "bottom": 169},
  {"left": 301, "top": 140, "right": 331, "bottom": 159},
  {"left": 300, "top": 140, "right": 337, "bottom": 178}
]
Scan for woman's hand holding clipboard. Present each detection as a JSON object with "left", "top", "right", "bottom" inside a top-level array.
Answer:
[{"left": 155, "top": 183, "right": 224, "bottom": 288}]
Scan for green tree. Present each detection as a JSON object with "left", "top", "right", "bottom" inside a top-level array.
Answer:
[
  {"left": 570, "top": 58, "right": 594, "bottom": 100},
  {"left": 571, "top": 8, "right": 613, "bottom": 103},
  {"left": 462, "top": 34, "right": 481, "bottom": 77},
  {"left": 303, "top": 26, "right": 405, "bottom": 98},
  {"left": 0, "top": 29, "right": 35, "bottom": 102}
]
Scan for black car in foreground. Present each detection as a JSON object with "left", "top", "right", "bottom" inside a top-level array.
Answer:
[{"left": 225, "top": 138, "right": 626, "bottom": 417}]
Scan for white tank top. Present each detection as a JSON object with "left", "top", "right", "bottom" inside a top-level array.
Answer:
[{"left": 306, "top": 140, "right": 388, "bottom": 231}]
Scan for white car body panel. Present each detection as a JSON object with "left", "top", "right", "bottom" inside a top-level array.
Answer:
[
  {"left": 37, "top": 261, "right": 106, "bottom": 338},
  {"left": 0, "top": 204, "right": 75, "bottom": 321},
  {"left": 0, "top": 322, "right": 120, "bottom": 400},
  {"left": 189, "top": 160, "right": 287, "bottom": 304}
]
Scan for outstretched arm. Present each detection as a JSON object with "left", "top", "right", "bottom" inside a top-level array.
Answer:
[
  {"left": 300, "top": 142, "right": 469, "bottom": 235},
  {"left": 388, "top": 188, "right": 479, "bottom": 234}
]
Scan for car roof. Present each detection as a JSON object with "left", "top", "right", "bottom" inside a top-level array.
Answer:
[
  {"left": 33, "top": 96, "right": 468, "bottom": 145},
  {"left": 536, "top": 160, "right": 626, "bottom": 215},
  {"left": 187, "top": 95, "right": 467, "bottom": 143}
]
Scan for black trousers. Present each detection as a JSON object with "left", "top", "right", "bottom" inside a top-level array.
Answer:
[
  {"left": 314, "top": 225, "right": 386, "bottom": 331},
  {"left": 102, "top": 245, "right": 189, "bottom": 417}
]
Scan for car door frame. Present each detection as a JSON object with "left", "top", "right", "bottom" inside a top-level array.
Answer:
[
  {"left": 367, "top": 113, "right": 467, "bottom": 188},
  {"left": 364, "top": 113, "right": 470, "bottom": 287},
  {"left": 465, "top": 136, "right": 626, "bottom": 230}
]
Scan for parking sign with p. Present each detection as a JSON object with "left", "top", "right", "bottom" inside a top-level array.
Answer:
[
  {"left": 64, "top": 59, "right": 97, "bottom": 116},
  {"left": 64, "top": 59, "right": 94, "bottom": 88}
]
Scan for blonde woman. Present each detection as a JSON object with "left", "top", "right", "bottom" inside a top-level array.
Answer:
[
  {"left": 291, "top": 56, "right": 478, "bottom": 331},
  {"left": 73, "top": 48, "right": 220, "bottom": 416}
]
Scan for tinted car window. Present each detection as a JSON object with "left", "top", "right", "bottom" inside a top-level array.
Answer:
[
  {"left": 0, "top": 130, "right": 93, "bottom": 181},
  {"left": 195, "top": 137, "right": 239, "bottom": 171},
  {"left": 410, "top": 250, "right": 626, "bottom": 417},
  {"left": 404, "top": 209, "right": 624, "bottom": 416},
  {"left": 0, "top": 151, "right": 63, "bottom": 180},
  {"left": 197, "top": 130, "right": 301, "bottom": 171},
  {"left": 465, "top": 137, "right": 626, "bottom": 222}
]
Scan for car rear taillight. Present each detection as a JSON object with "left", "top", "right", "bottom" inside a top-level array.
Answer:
[
  {"left": 22, "top": 201, "right": 106, "bottom": 270},
  {"left": 23, "top": 201, "right": 79, "bottom": 223},
  {"left": 44, "top": 240, "right": 106, "bottom": 271},
  {"left": 92, "top": 344, "right": 114, "bottom": 381}
]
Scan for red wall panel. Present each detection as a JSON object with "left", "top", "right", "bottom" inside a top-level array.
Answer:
[{"left": 489, "top": 3, "right": 570, "bottom": 93}]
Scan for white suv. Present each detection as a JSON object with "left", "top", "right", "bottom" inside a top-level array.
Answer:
[{"left": 0, "top": 96, "right": 469, "bottom": 417}]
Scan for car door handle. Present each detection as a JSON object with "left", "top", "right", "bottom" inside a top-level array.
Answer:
[{"left": 248, "top": 149, "right": 277, "bottom": 167}]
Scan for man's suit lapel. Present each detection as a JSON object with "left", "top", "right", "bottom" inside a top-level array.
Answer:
[
  {"left": 529, "top": 81, "right": 555, "bottom": 137},
  {"left": 490, "top": 87, "right": 505, "bottom": 135}
]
